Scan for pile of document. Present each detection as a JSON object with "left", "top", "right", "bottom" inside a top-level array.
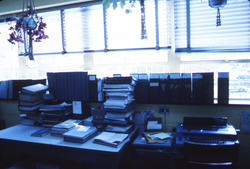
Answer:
[
  {"left": 143, "top": 131, "right": 173, "bottom": 144},
  {"left": 18, "top": 83, "right": 48, "bottom": 126},
  {"left": 50, "top": 119, "right": 82, "bottom": 137},
  {"left": 93, "top": 131, "right": 129, "bottom": 148},
  {"left": 18, "top": 83, "right": 48, "bottom": 114},
  {"left": 102, "top": 76, "right": 137, "bottom": 123},
  {"left": 39, "top": 103, "right": 73, "bottom": 127},
  {"left": 63, "top": 125, "right": 97, "bottom": 143}
]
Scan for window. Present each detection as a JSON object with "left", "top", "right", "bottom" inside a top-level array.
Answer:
[
  {"left": 0, "top": 0, "right": 250, "bottom": 105},
  {"left": 0, "top": 21, "right": 19, "bottom": 80},
  {"left": 174, "top": 0, "right": 250, "bottom": 52}
]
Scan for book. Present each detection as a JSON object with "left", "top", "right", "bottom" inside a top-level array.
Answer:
[
  {"left": 19, "top": 99, "right": 44, "bottom": 107},
  {"left": 19, "top": 114, "right": 37, "bottom": 126},
  {"left": 19, "top": 92, "right": 46, "bottom": 102},
  {"left": 18, "top": 104, "right": 43, "bottom": 111},
  {"left": 22, "top": 83, "right": 48, "bottom": 95},
  {"left": 63, "top": 125, "right": 98, "bottom": 143},
  {"left": 93, "top": 132, "right": 129, "bottom": 148},
  {"left": 51, "top": 119, "right": 82, "bottom": 137},
  {"left": 31, "top": 128, "right": 51, "bottom": 137}
]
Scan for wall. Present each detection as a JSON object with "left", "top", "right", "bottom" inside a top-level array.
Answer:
[{"left": 1, "top": 100, "right": 250, "bottom": 168}]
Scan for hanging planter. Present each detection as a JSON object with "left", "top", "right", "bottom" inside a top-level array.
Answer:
[
  {"left": 209, "top": 0, "right": 227, "bottom": 26},
  {"left": 7, "top": 0, "right": 49, "bottom": 60}
]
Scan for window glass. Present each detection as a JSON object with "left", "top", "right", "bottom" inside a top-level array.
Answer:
[
  {"left": 181, "top": 56, "right": 250, "bottom": 105},
  {"left": 91, "top": 50, "right": 169, "bottom": 78},
  {"left": 64, "top": 4, "right": 105, "bottom": 52},
  {"left": 105, "top": 0, "right": 156, "bottom": 49},
  {"left": 33, "top": 11, "right": 62, "bottom": 54},
  {"left": 0, "top": 21, "right": 19, "bottom": 79}
]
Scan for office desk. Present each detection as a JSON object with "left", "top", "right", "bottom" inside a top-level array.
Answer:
[
  {"left": 132, "top": 131, "right": 176, "bottom": 169},
  {"left": 0, "top": 124, "right": 139, "bottom": 169}
]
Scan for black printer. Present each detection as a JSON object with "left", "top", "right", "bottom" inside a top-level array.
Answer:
[{"left": 176, "top": 117, "right": 238, "bottom": 147}]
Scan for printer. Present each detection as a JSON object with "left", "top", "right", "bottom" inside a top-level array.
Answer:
[{"left": 176, "top": 117, "right": 238, "bottom": 147}]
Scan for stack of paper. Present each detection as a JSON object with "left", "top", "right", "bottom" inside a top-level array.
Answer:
[
  {"left": 105, "top": 110, "right": 134, "bottom": 122},
  {"left": 101, "top": 76, "right": 137, "bottom": 126},
  {"left": 143, "top": 131, "right": 172, "bottom": 144},
  {"left": 93, "top": 132, "right": 129, "bottom": 148},
  {"left": 105, "top": 124, "right": 133, "bottom": 133},
  {"left": 63, "top": 125, "right": 97, "bottom": 143},
  {"left": 39, "top": 103, "right": 73, "bottom": 127},
  {"left": 18, "top": 83, "right": 48, "bottom": 114},
  {"left": 51, "top": 119, "right": 82, "bottom": 137}
]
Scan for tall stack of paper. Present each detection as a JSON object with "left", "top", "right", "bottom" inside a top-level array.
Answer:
[
  {"left": 18, "top": 84, "right": 48, "bottom": 113},
  {"left": 18, "top": 84, "right": 48, "bottom": 126},
  {"left": 102, "top": 76, "right": 137, "bottom": 124}
]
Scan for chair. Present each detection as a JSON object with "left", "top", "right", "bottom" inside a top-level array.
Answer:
[{"left": 183, "top": 141, "right": 239, "bottom": 169}]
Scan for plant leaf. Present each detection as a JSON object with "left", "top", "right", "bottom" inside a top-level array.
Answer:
[
  {"left": 112, "top": 1, "right": 118, "bottom": 10},
  {"left": 125, "top": 9, "right": 132, "bottom": 14},
  {"left": 120, "top": 0, "right": 126, "bottom": 9}
]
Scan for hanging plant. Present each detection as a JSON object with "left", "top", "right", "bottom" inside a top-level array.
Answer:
[
  {"left": 7, "top": 6, "right": 49, "bottom": 44},
  {"left": 7, "top": 0, "right": 48, "bottom": 60}
]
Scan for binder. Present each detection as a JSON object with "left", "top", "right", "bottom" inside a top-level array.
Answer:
[
  {"left": 192, "top": 73, "right": 203, "bottom": 104},
  {"left": 202, "top": 72, "right": 214, "bottom": 104},
  {"left": 61, "top": 72, "right": 68, "bottom": 101},
  {"left": 88, "top": 75, "right": 98, "bottom": 102},
  {"left": 181, "top": 73, "right": 191, "bottom": 104},
  {"left": 218, "top": 72, "right": 229, "bottom": 104},
  {"left": 67, "top": 72, "right": 75, "bottom": 101},
  {"left": 169, "top": 73, "right": 181, "bottom": 104},
  {"left": 135, "top": 74, "right": 149, "bottom": 103},
  {"left": 159, "top": 73, "right": 170, "bottom": 103},
  {"left": 0, "top": 80, "right": 9, "bottom": 99},
  {"left": 47, "top": 72, "right": 89, "bottom": 102},
  {"left": 149, "top": 73, "right": 160, "bottom": 103}
]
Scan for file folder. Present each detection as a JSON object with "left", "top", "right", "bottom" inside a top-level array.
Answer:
[
  {"left": 218, "top": 72, "right": 229, "bottom": 104},
  {"left": 135, "top": 74, "right": 149, "bottom": 103},
  {"left": 192, "top": 73, "right": 203, "bottom": 104},
  {"left": 159, "top": 73, "right": 170, "bottom": 103},
  {"left": 149, "top": 73, "right": 160, "bottom": 103},
  {"left": 181, "top": 73, "right": 191, "bottom": 104},
  {"left": 169, "top": 73, "right": 181, "bottom": 104},
  {"left": 202, "top": 72, "right": 214, "bottom": 104},
  {"left": 88, "top": 75, "right": 98, "bottom": 102}
]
